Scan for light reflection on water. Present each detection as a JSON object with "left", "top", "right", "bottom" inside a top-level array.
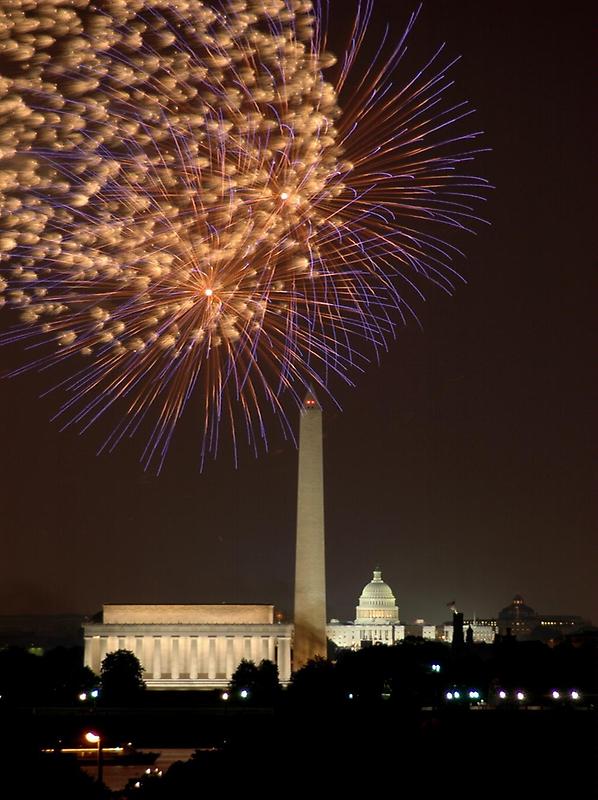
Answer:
[{"left": 82, "top": 748, "right": 197, "bottom": 791}]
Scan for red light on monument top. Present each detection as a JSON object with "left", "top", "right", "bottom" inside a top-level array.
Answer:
[{"left": 303, "top": 390, "right": 320, "bottom": 410}]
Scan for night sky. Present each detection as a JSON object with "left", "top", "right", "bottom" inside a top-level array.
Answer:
[{"left": 1, "top": 1, "right": 594, "bottom": 627}]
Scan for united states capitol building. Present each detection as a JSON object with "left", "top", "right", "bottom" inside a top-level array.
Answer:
[{"left": 327, "top": 569, "right": 435, "bottom": 648}]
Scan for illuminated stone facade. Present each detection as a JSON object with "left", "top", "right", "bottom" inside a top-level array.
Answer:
[
  {"left": 355, "top": 570, "right": 400, "bottom": 623},
  {"left": 327, "top": 620, "right": 405, "bottom": 649},
  {"left": 103, "top": 604, "right": 274, "bottom": 625},
  {"left": 293, "top": 392, "right": 327, "bottom": 670},
  {"left": 84, "top": 604, "right": 292, "bottom": 688},
  {"left": 327, "top": 570, "right": 406, "bottom": 649}
]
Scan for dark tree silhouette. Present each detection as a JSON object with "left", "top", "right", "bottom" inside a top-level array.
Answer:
[
  {"left": 229, "top": 658, "right": 259, "bottom": 698},
  {"left": 255, "top": 659, "right": 280, "bottom": 703},
  {"left": 43, "top": 646, "right": 97, "bottom": 703},
  {"left": 466, "top": 625, "right": 474, "bottom": 647},
  {"left": 228, "top": 658, "right": 281, "bottom": 703},
  {"left": 288, "top": 655, "right": 339, "bottom": 703},
  {"left": 0, "top": 647, "right": 44, "bottom": 704},
  {"left": 100, "top": 649, "right": 145, "bottom": 704},
  {"left": 0, "top": 646, "right": 98, "bottom": 706}
]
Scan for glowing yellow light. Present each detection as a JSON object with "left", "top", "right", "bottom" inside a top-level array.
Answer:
[
  {"left": 204, "top": 288, "right": 213, "bottom": 297},
  {"left": 280, "top": 192, "right": 289, "bottom": 201}
]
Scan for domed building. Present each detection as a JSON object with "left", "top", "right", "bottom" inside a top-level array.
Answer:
[
  {"left": 327, "top": 569, "right": 405, "bottom": 649},
  {"left": 496, "top": 594, "right": 587, "bottom": 641},
  {"left": 498, "top": 594, "right": 539, "bottom": 637},
  {"left": 355, "top": 570, "right": 400, "bottom": 624}
]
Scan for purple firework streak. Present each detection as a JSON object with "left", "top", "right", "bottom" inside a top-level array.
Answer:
[{"left": 0, "top": 0, "right": 489, "bottom": 470}]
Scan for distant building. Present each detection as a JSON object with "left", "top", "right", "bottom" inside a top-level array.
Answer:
[
  {"left": 441, "top": 618, "right": 498, "bottom": 644},
  {"left": 498, "top": 595, "right": 589, "bottom": 642},
  {"left": 84, "top": 604, "right": 292, "bottom": 688},
  {"left": 439, "top": 596, "right": 589, "bottom": 645},
  {"left": 404, "top": 622, "right": 437, "bottom": 640},
  {"left": 497, "top": 595, "right": 538, "bottom": 637},
  {"left": 327, "top": 569, "right": 406, "bottom": 649},
  {"left": 466, "top": 619, "right": 498, "bottom": 643},
  {"left": 354, "top": 569, "right": 401, "bottom": 625}
]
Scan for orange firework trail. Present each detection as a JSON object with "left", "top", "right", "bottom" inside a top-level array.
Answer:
[{"left": 0, "top": 0, "right": 489, "bottom": 469}]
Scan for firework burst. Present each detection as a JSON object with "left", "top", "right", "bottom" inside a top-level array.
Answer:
[{"left": 0, "top": 0, "right": 489, "bottom": 468}]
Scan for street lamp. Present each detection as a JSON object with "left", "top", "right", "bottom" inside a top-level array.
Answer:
[{"left": 84, "top": 731, "right": 102, "bottom": 784}]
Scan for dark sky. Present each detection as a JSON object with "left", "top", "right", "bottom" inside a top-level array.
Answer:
[{"left": 1, "top": 1, "right": 595, "bottom": 626}]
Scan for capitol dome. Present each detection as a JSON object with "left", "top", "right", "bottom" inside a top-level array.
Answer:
[{"left": 355, "top": 570, "right": 400, "bottom": 624}]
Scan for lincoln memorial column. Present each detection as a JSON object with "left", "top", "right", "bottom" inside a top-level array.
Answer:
[
  {"left": 189, "top": 637, "right": 198, "bottom": 680},
  {"left": 152, "top": 636, "right": 162, "bottom": 680},
  {"left": 207, "top": 637, "right": 216, "bottom": 680},
  {"left": 134, "top": 636, "right": 144, "bottom": 666},
  {"left": 171, "top": 637, "right": 180, "bottom": 681},
  {"left": 225, "top": 637, "right": 235, "bottom": 678},
  {"left": 278, "top": 636, "right": 291, "bottom": 682}
]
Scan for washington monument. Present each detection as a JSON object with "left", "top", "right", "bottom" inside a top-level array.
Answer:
[{"left": 293, "top": 390, "right": 327, "bottom": 670}]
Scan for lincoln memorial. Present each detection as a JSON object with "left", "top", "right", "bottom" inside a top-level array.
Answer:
[{"left": 84, "top": 604, "right": 293, "bottom": 688}]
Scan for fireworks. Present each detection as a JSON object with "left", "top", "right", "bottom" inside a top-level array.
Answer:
[{"left": 0, "top": 0, "right": 488, "bottom": 468}]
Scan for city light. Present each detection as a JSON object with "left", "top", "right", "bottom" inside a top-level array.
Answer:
[
  {"left": 516, "top": 691, "right": 525, "bottom": 701},
  {"left": 468, "top": 690, "right": 480, "bottom": 699},
  {"left": 84, "top": 731, "right": 102, "bottom": 783},
  {"left": 498, "top": 690, "right": 507, "bottom": 699},
  {"left": 552, "top": 690, "right": 560, "bottom": 700},
  {"left": 79, "top": 689, "right": 99, "bottom": 702},
  {"left": 446, "top": 692, "right": 453, "bottom": 700},
  {"left": 240, "top": 689, "right": 249, "bottom": 699},
  {"left": 431, "top": 664, "right": 441, "bottom": 673},
  {"left": 570, "top": 690, "right": 580, "bottom": 700},
  {"left": 221, "top": 692, "right": 229, "bottom": 701}
]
